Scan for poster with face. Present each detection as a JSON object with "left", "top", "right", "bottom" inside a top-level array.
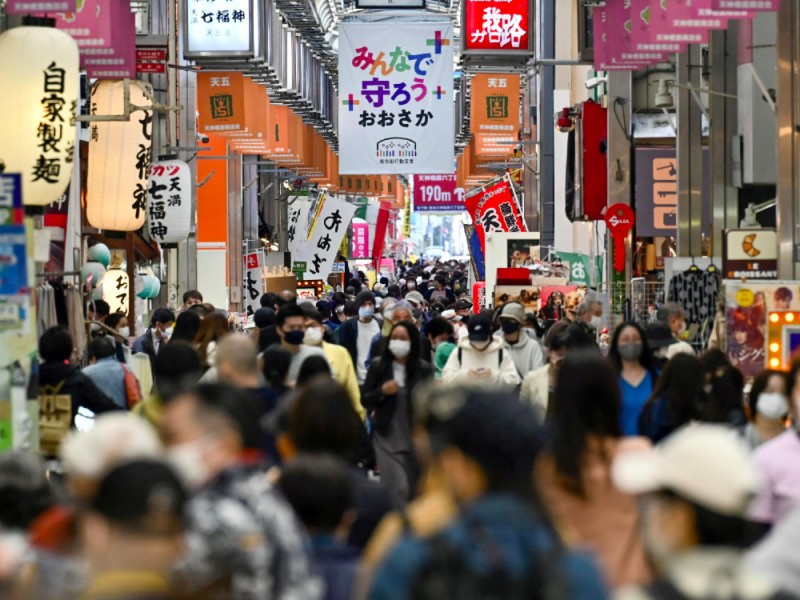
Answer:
[
  {"left": 494, "top": 285, "right": 541, "bottom": 312},
  {"left": 539, "top": 286, "right": 580, "bottom": 323}
]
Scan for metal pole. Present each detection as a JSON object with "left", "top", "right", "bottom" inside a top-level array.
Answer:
[{"left": 538, "top": 0, "right": 555, "bottom": 250}]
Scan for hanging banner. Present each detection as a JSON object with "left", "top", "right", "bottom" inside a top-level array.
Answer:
[
  {"left": 183, "top": 0, "right": 255, "bottom": 59},
  {"left": 197, "top": 72, "right": 246, "bottom": 135},
  {"left": 0, "top": 225, "right": 27, "bottom": 295},
  {"left": 146, "top": 159, "right": 192, "bottom": 245},
  {"left": 82, "top": 9, "right": 137, "bottom": 80},
  {"left": 413, "top": 174, "right": 462, "bottom": 212},
  {"left": 337, "top": 22, "right": 454, "bottom": 174},
  {"left": 372, "top": 201, "right": 391, "bottom": 260},
  {"left": 243, "top": 250, "right": 264, "bottom": 316},
  {"left": 287, "top": 195, "right": 312, "bottom": 256},
  {"left": 102, "top": 269, "right": 130, "bottom": 315},
  {"left": 557, "top": 252, "right": 604, "bottom": 286},
  {"left": 463, "top": 0, "right": 532, "bottom": 54},
  {"left": 296, "top": 194, "right": 357, "bottom": 280},
  {"left": 7, "top": 0, "right": 75, "bottom": 12},
  {"left": 352, "top": 222, "right": 370, "bottom": 258},
  {"left": 465, "top": 177, "right": 526, "bottom": 251},
  {"left": 470, "top": 73, "right": 521, "bottom": 158}
]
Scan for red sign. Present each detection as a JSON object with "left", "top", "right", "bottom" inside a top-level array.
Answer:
[
  {"left": 244, "top": 252, "right": 260, "bottom": 270},
  {"left": 604, "top": 203, "right": 635, "bottom": 273},
  {"left": 412, "top": 174, "right": 463, "bottom": 212},
  {"left": 136, "top": 62, "right": 166, "bottom": 74},
  {"left": 351, "top": 222, "right": 370, "bottom": 259},
  {"left": 463, "top": 0, "right": 531, "bottom": 53},
  {"left": 472, "top": 281, "right": 486, "bottom": 314},
  {"left": 137, "top": 49, "right": 167, "bottom": 62},
  {"left": 465, "top": 179, "right": 526, "bottom": 251}
]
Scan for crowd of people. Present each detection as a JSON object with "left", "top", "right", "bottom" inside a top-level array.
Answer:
[{"left": 3, "top": 262, "right": 800, "bottom": 599}]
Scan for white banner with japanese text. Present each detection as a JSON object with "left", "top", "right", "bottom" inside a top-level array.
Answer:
[
  {"left": 338, "top": 22, "right": 454, "bottom": 174},
  {"left": 295, "top": 194, "right": 356, "bottom": 280},
  {"left": 242, "top": 250, "right": 264, "bottom": 316},
  {"left": 287, "top": 195, "right": 312, "bottom": 256}
]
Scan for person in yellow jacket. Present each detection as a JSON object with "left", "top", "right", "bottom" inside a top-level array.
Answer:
[{"left": 303, "top": 307, "right": 366, "bottom": 420}]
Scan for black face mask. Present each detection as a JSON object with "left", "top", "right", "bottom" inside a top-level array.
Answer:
[{"left": 501, "top": 320, "right": 520, "bottom": 335}]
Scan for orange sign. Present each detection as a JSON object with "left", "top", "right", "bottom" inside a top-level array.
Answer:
[
  {"left": 197, "top": 72, "right": 246, "bottom": 136},
  {"left": 470, "top": 73, "right": 520, "bottom": 159}
]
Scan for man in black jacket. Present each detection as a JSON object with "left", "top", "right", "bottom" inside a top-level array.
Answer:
[
  {"left": 337, "top": 291, "right": 381, "bottom": 385},
  {"left": 132, "top": 308, "right": 175, "bottom": 375}
]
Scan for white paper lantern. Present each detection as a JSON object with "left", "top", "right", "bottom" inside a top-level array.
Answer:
[
  {"left": 0, "top": 26, "right": 79, "bottom": 205},
  {"left": 146, "top": 159, "right": 192, "bottom": 245},
  {"left": 102, "top": 269, "right": 130, "bottom": 315},
  {"left": 86, "top": 80, "right": 153, "bottom": 231}
]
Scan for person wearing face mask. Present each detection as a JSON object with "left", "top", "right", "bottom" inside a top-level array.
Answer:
[
  {"left": 161, "top": 384, "right": 322, "bottom": 600},
  {"left": 421, "top": 316, "right": 454, "bottom": 364},
  {"left": 362, "top": 321, "right": 433, "bottom": 507},
  {"left": 337, "top": 291, "right": 382, "bottom": 385},
  {"left": 276, "top": 303, "right": 326, "bottom": 386},
  {"left": 132, "top": 308, "right": 175, "bottom": 377},
  {"left": 521, "top": 331, "right": 573, "bottom": 421},
  {"left": 655, "top": 302, "right": 695, "bottom": 356},
  {"left": 441, "top": 313, "right": 520, "bottom": 388},
  {"left": 748, "top": 358, "right": 800, "bottom": 526},
  {"left": 740, "top": 370, "right": 789, "bottom": 450},
  {"left": 610, "top": 322, "right": 659, "bottom": 436},
  {"left": 565, "top": 302, "right": 601, "bottom": 350},
  {"left": 302, "top": 308, "right": 364, "bottom": 420},
  {"left": 494, "top": 302, "right": 545, "bottom": 380}
]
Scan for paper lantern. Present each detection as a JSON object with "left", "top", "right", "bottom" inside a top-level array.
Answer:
[
  {"left": 0, "top": 26, "right": 79, "bottom": 205},
  {"left": 136, "top": 273, "right": 160, "bottom": 299},
  {"left": 87, "top": 243, "right": 111, "bottom": 267},
  {"left": 146, "top": 159, "right": 192, "bottom": 245},
  {"left": 102, "top": 269, "right": 130, "bottom": 315},
  {"left": 86, "top": 80, "right": 154, "bottom": 231},
  {"left": 80, "top": 261, "right": 106, "bottom": 288},
  {"left": 146, "top": 276, "right": 161, "bottom": 299}
]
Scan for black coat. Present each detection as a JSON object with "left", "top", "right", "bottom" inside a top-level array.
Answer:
[
  {"left": 39, "top": 362, "right": 120, "bottom": 425},
  {"left": 361, "top": 357, "right": 433, "bottom": 436}
]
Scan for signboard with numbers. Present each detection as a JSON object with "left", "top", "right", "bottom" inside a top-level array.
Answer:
[
  {"left": 412, "top": 174, "right": 463, "bottom": 212},
  {"left": 463, "top": 0, "right": 532, "bottom": 54},
  {"left": 183, "top": 0, "right": 254, "bottom": 58},
  {"left": 338, "top": 22, "right": 454, "bottom": 174}
]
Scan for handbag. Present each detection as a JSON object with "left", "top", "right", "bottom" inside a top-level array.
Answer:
[{"left": 121, "top": 364, "right": 142, "bottom": 409}]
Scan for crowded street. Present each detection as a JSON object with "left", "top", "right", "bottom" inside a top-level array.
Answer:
[{"left": 2, "top": 0, "right": 800, "bottom": 598}]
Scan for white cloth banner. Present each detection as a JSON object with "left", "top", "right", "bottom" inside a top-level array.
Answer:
[
  {"left": 296, "top": 194, "right": 356, "bottom": 281},
  {"left": 287, "top": 195, "right": 312, "bottom": 256},
  {"left": 338, "top": 22, "right": 454, "bottom": 175},
  {"left": 242, "top": 250, "right": 264, "bottom": 316}
]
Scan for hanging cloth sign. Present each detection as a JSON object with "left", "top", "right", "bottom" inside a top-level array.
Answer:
[{"left": 465, "top": 176, "right": 526, "bottom": 252}]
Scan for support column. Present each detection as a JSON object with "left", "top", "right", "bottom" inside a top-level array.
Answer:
[
  {"left": 537, "top": 0, "right": 555, "bottom": 250},
  {"left": 776, "top": 0, "right": 800, "bottom": 279},
  {"left": 227, "top": 153, "right": 243, "bottom": 311},
  {"left": 676, "top": 45, "right": 705, "bottom": 257},
  {"left": 708, "top": 27, "right": 739, "bottom": 258}
]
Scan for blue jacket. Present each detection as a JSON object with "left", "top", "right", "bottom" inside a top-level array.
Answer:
[{"left": 369, "top": 493, "right": 608, "bottom": 600}]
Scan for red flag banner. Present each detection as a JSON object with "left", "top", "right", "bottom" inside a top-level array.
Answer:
[{"left": 465, "top": 177, "right": 526, "bottom": 251}]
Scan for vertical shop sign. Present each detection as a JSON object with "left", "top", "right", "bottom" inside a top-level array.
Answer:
[
  {"left": 352, "top": 222, "right": 370, "bottom": 258},
  {"left": 183, "top": 0, "right": 254, "bottom": 58},
  {"left": 286, "top": 195, "right": 311, "bottom": 256},
  {"left": 197, "top": 72, "right": 246, "bottom": 135},
  {"left": 470, "top": 74, "right": 521, "bottom": 157},
  {"left": 296, "top": 194, "right": 356, "bottom": 280},
  {"left": 338, "top": 22, "right": 454, "bottom": 174},
  {"left": 146, "top": 160, "right": 192, "bottom": 245},
  {"left": 242, "top": 251, "right": 263, "bottom": 316},
  {"left": 102, "top": 269, "right": 130, "bottom": 315},
  {"left": 465, "top": 177, "right": 526, "bottom": 251},
  {"left": 0, "top": 174, "right": 23, "bottom": 226},
  {"left": 0, "top": 225, "right": 27, "bottom": 295},
  {"left": 463, "top": 0, "right": 532, "bottom": 53},
  {"left": 412, "top": 174, "right": 461, "bottom": 212}
]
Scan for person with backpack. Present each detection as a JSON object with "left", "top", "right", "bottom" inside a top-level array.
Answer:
[
  {"left": 368, "top": 387, "right": 608, "bottom": 600},
  {"left": 494, "top": 302, "right": 545, "bottom": 379},
  {"left": 83, "top": 336, "right": 132, "bottom": 410},
  {"left": 440, "top": 313, "right": 520, "bottom": 388}
]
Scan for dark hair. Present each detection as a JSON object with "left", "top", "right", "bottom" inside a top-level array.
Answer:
[
  {"left": 150, "top": 308, "right": 175, "bottom": 327},
  {"left": 608, "top": 322, "right": 657, "bottom": 376},
  {"left": 749, "top": 370, "right": 787, "bottom": 421},
  {"left": 188, "top": 383, "right": 263, "bottom": 450},
  {"left": 276, "top": 453, "right": 354, "bottom": 532},
  {"left": 699, "top": 349, "right": 731, "bottom": 378},
  {"left": 183, "top": 290, "right": 203, "bottom": 304},
  {"left": 642, "top": 353, "right": 705, "bottom": 430},
  {"left": 254, "top": 307, "right": 276, "bottom": 329},
  {"left": 105, "top": 313, "right": 126, "bottom": 330},
  {"left": 289, "top": 379, "right": 364, "bottom": 460},
  {"left": 170, "top": 311, "right": 202, "bottom": 344},
  {"left": 89, "top": 299, "right": 110, "bottom": 319},
  {"left": 39, "top": 326, "right": 73, "bottom": 362},
  {"left": 88, "top": 336, "right": 116, "bottom": 361},
  {"left": 260, "top": 292, "right": 279, "bottom": 309},
  {"left": 550, "top": 352, "right": 622, "bottom": 496},
  {"left": 0, "top": 452, "right": 57, "bottom": 530},
  {"left": 786, "top": 357, "right": 800, "bottom": 403},
  {"left": 187, "top": 304, "right": 211, "bottom": 317},
  {"left": 549, "top": 331, "right": 574, "bottom": 353},
  {"left": 154, "top": 341, "right": 202, "bottom": 401},
  {"left": 343, "top": 301, "right": 357, "bottom": 318},
  {"left": 659, "top": 492, "right": 758, "bottom": 548},
  {"left": 261, "top": 345, "right": 293, "bottom": 389},
  {"left": 276, "top": 303, "right": 305, "bottom": 328},
  {"left": 425, "top": 317, "right": 454, "bottom": 340},
  {"left": 297, "top": 356, "right": 332, "bottom": 388},
  {"left": 775, "top": 287, "right": 793, "bottom": 302},
  {"left": 701, "top": 365, "right": 746, "bottom": 426},
  {"left": 380, "top": 321, "right": 422, "bottom": 374},
  {"left": 194, "top": 312, "right": 230, "bottom": 366},
  {"left": 301, "top": 307, "right": 324, "bottom": 324}
]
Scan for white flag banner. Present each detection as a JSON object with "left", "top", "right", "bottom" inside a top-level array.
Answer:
[
  {"left": 242, "top": 250, "right": 264, "bottom": 316},
  {"left": 338, "top": 22, "right": 455, "bottom": 175},
  {"left": 287, "top": 196, "right": 312, "bottom": 255},
  {"left": 296, "top": 194, "right": 357, "bottom": 280}
]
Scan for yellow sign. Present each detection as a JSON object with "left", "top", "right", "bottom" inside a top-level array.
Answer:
[{"left": 736, "top": 288, "right": 755, "bottom": 308}]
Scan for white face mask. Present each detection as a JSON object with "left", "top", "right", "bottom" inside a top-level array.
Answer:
[
  {"left": 118, "top": 326, "right": 130, "bottom": 339},
  {"left": 383, "top": 308, "right": 396, "bottom": 322},
  {"left": 590, "top": 316, "right": 602, "bottom": 329},
  {"left": 167, "top": 439, "right": 212, "bottom": 490},
  {"left": 162, "top": 326, "right": 174, "bottom": 339},
  {"left": 389, "top": 339, "right": 411, "bottom": 359},
  {"left": 90, "top": 322, "right": 101, "bottom": 333},
  {"left": 758, "top": 392, "right": 789, "bottom": 420},
  {"left": 303, "top": 326, "right": 324, "bottom": 346}
]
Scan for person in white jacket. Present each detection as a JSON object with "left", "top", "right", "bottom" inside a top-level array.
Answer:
[
  {"left": 441, "top": 313, "right": 520, "bottom": 388},
  {"left": 494, "top": 302, "right": 544, "bottom": 380}
]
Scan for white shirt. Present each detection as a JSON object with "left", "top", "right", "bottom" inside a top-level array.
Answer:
[
  {"left": 356, "top": 319, "right": 380, "bottom": 384},
  {"left": 392, "top": 361, "right": 406, "bottom": 387}
]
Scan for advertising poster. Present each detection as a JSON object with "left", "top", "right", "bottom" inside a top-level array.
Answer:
[
  {"left": 412, "top": 174, "right": 463, "bottom": 212},
  {"left": 338, "top": 22, "right": 454, "bottom": 174}
]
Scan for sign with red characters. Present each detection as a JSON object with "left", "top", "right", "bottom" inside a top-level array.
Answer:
[
  {"left": 465, "top": 177, "right": 526, "bottom": 251},
  {"left": 463, "top": 0, "right": 532, "bottom": 54}
]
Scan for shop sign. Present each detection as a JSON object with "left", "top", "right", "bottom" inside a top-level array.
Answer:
[
  {"left": 412, "top": 174, "right": 463, "bottom": 212},
  {"left": 337, "top": 22, "right": 454, "bottom": 174},
  {"left": 472, "top": 281, "right": 486, "bottom": 314},
  {"left": 197, "top": 72, "right": 246, "bottom": 135},
  {"left": 136, "top": 48, "right": 167, "bottom": 74},
  {"left": 557, "top": 251, "right": 604, "bottom": 286},
  {"left": 605, "top": 203, "right": 635, "bottom": 273},
  {"left": 470, "top": 74, "right": 520, "bottom": 158},
  {"left": 712, "top": 0, "right": 777, "bottom": 9},
  {"left": 0, "top": 225, "right": 28, "bottom": 295},
  {"left": 183, "top": 0, "right": 254, "bottom": 58},
  {"left": 463, "top": 0, "right": 532, "bottom": 53},
  {"left": 723, "top": 229, "right": 778, "bottom": 280},
  {"left": 287, "top": 196, "right": 312, "bottom": 256},
  {"left": 0, "top": 174, "right": 23, "bottom": 225},
  {"left": 465, "top": 177, "right": 526, "bottom": 252},
  {"left": 331, "top": 261, "right": 346, "bottom": 274},
  {"left": 294, "top": 194, "right": 357, "bottom": 281},
  {"left": 146, "top": 160, "right": 192, "bottom": 245},
  {"left": 243, "top": 251, "right": 263, "bottom": 316},
  {"left": 635, "top": 148, "right": 678, "bottom": 237},
  {"left": 102, "top": 269, "right": 129, "bottom": 315},
  {"left": 352, "top": 222, "right": 370, "bottom": 258},
  {"left": 56, "top": 0, "right": 112, "bottom": 51},
  {"left": 6, "top": 0, "right": 75, "bottom": 13}
]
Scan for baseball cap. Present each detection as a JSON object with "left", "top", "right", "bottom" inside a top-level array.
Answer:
[
  {"left": 455, "top": 299, "right": 473, "bottom": 311},
  {"left": 612, "top": 424, "right": 760, "bottom": 517},
  {"left": 467, "top": 313, "right": 492, "bottom": 342},
  {"left": 645, "top": 323, "right": 677, "bottom": 349},
  {"left": 90, "top": 460, "right": 187, "bottom": 535},
  {"left": 499, "top": 302, "right": 526, "bottom": 324},
  {"left": 405, "top": 291, "right": 426, "bottom": 307}
]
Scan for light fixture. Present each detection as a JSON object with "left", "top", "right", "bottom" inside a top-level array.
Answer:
[
  {"left": 555, "top": 107, "right": 575, "bottom": 133},
  {"left": 655, "top": 79, "right": 674, "bottom": 109}
]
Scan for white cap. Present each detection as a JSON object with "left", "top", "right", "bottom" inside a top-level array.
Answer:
[
  {"left": 440, "top": 309, "right": 460, "bottom": 321},
  {"left": 612, "top": 424, "right": 760, "bottom": 517}
]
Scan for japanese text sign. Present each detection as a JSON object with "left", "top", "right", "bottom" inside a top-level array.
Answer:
[
  {"left": 470, "top": 73, "right": 520, "bottom": 158},
  {"left": 0, "top": 225, "right": 27, "bottom": 295},
  {"left": 338, "top": 22, "right": 454, "bottom": 174},
  {"left": 184, "top": 0, "right": 254, "bottom": 58},
  {"left": 287, "top": 196, "right": 312, "bottom": 256},
  {"left": 102, "top": 269, "right": 129, "bottom": 315},
  {"left": 412, "top": 174, "right": 463, "bottom": 212},
  {"left": 465, "top": 177, "right": 526, "bottom": 252},
  {"left": 242, "top": 251, "right": 264, "bottom": 316},
  {"left": 463, "top": 0, "right": 531, "bottom": 53},
  {"left": 352, "top": 222, "right": 370, "bottom": 258},
  {"left": 147, "top": 159, "right": 192, "bottom": 245},
  {"left": 197, "top": 72, "right": 246, "bottom": 135},
  {"left": 81, "top": 8, "right": 137, "bottom": 80},
  {"left": 295, "top": 194, "right": 356, "bottom": 280},
  {"left": 6, "top": 0, "right": 75, "bottom": 13},
  {"left": 0, "top": 174, "right": 22, "bottom": 225}
]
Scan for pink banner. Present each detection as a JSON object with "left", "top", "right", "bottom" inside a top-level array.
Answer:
[
  {"left": 630, "top": 0, "right": 684, "bottom": 53},
  {"left": 6, "top": 0, "right": 75, "bottom": 14},
  {"left": 412, "top": 174, "right": 462, "bottom": 212},
  {"left": 597, "top": 2, "right": 666, "bottom": 71},
  {"left": 712, "top": 0, "right": 777, "bottom": 10},
  {"left": 352, "top": 222, "right": 370, "bottom": 259}
]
